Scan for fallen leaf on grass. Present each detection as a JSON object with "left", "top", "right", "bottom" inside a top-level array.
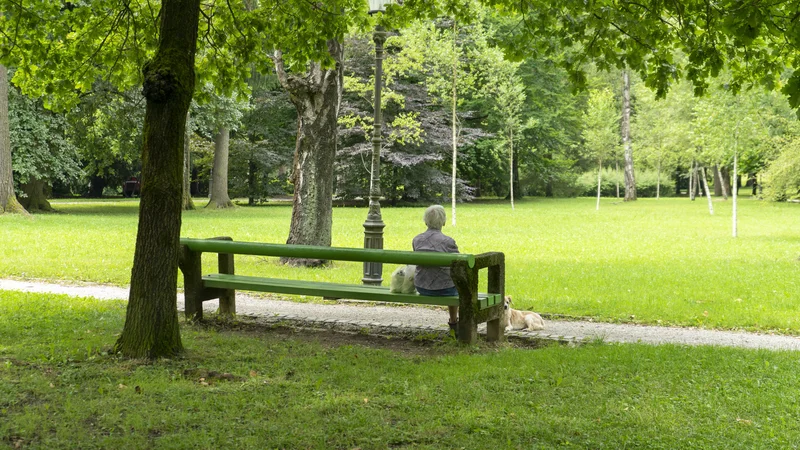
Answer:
[
  {"left": 249, "top": 370, "right": 258, "bottom": 377},
  {"left": 118, "top": 384, "right": 127, "bottom": 390}
]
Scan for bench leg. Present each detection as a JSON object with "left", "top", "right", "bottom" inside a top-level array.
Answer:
[
  {"left": 179, "top": 247, "right": 204, "bottom": 321},
  {"left": 217, "top": 251, "right": 236, "bottom": 318}
]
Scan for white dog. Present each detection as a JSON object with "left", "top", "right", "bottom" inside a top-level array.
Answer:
[
  {"left": 390, "top": 264, "right": 417, "bottom": 294},
  {"left": 503, "top": 296, "right": 545, "bottom": 331}
]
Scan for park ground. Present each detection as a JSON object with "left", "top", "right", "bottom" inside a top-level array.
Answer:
[{"left": 2, "top": 197, "right": 800, "bottom": 448}]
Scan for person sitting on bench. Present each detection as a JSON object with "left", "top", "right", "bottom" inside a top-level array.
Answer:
[{"left": 412, "top": 205, "right": 460, "bottom": 335}]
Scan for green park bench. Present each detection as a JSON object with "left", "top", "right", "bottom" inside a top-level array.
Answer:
[{"left": 178, "top": 237, "right": 506, "bottom": 344}]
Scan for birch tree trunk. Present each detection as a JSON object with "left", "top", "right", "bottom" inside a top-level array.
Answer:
[
  {"left": 656, "top": 158, "right": 661, "bottom": 199},
  {"left": 621, "top": 70, "right": 636, "bottom": 201},
  {"left": 700, "top": 166, "right": 714, "bottom": 215},
  {"left": 0, "top": 65, "right": 27, "bottom": 215},
  {"left": 115, "top": 0, "right": 200, "bottom": 358},
  {"left": 509, "top": 127, "right": 514, "bottom": 211},
  {"left": 689, "top": 161, "right": 696, "bottom": 201},
  {"left": 615, "top": 159, "right": 620, "bottom": 199},
  {"left": 732, "top": 140, "right": 738, "bottom": 237},
  {"left": 206, "top": 126, "right": 233, "bottom": 209},
  {"left": 182, "top": 111, "right": 195, "bottom": 210},
  {"left": 451, "top": 20, "right": 458, "bottom": 226},
  {"left": 274, "top": 41, "right": 343, "bottom": 266},
  {"left": 596, "top": 159, "right": 602, "bottom": 211}
]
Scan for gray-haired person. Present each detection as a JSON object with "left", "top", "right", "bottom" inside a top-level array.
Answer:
[{"left": 413, "top": 205, "right": 460, "bottom": 335}]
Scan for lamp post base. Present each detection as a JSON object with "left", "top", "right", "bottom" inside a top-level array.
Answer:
[{"left": 362, "top": 214, "right": 385, "bottom": 285}]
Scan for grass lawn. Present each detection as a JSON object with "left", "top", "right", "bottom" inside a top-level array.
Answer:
[
  {"left": 2, "top": 291, "right": 800, "bottom": 449},
  {"left": 2, "top": 196, "right": 799, "bottom": 332}
]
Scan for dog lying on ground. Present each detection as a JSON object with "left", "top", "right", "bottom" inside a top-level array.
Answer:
[
  {"left": 389, "top": 264, "right": 417, "bottom": 294},
  {"left": 503, "top": 296, "right": 545, "bottom": 331}
]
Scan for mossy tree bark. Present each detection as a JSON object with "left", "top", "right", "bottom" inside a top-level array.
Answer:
[
  {"left": 0, "top": 65, "right": 28, "bottom": 215},
  {"left": 114, "top": 0, "right": 200, "bottom": 358},
  {"left": 20, "top": 178, "right": 54, "bottom": 212},
  {"left": 183, "top": 111, "right": 195, "bottom": 211},
  {"left": 206, "top": 126, "right": 233, "bottom": 209},
  {"left": 274, "top": 40, "right": 342, "bottom": 267}
]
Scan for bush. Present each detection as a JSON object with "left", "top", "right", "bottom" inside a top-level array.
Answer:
[
  {"left": 762, "top": 138, "right": 800, "bottom": 201},
  {"left": 576, "top": 168, "right": 675, "bottom": 197}
]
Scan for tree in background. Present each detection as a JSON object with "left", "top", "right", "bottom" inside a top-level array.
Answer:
[
  {"left": 191, "top": 89, "right": 247, "bottom": 209},
  {"left": 486, "top": 58, "right": 525, "bottom": 208},
  {"left": 229, "top": 73, "right": 295, "bottom": 205},
  {"left": 9, "top": 81, "right": 80, "bottom": 212},
  {"left": 582, "top": 88, "right": 619, "bottom": 210},
  {"left": 621, "top": 70, "right": 636, "bottom": 201},
  {"left": 632, "top": 80, "right": 691, "bottom": 199},
  {"left": 66, "top": 85, "right": 145, "bottom": 198},
  {"left": 273, "top": 40, "right": 344, "bottom": 265}
]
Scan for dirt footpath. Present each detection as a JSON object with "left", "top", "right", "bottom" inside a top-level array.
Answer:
[{"left": 3, "top": 278, "right": 800, "bottom": 351}]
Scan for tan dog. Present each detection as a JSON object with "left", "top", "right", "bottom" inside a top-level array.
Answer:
[{"left": 503, "top": 296, "right": 545, "bottom": 331}]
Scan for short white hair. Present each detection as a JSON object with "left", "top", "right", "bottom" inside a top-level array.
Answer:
[{"left": 423, "top": 205, "right": 446, "bottom": 229}]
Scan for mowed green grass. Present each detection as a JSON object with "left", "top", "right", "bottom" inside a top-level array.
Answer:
[
  {"left": 3, "top": 291, "right": 800, "bottom": 449},
  {"left": 2, "top": 197, "right": 799, "bottom": 331}
]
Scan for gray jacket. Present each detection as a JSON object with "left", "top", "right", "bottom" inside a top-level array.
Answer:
[{"left": 412, "top": 228, "right": 459, "bottom": 290}]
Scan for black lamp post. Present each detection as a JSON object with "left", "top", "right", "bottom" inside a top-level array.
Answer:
[{"left": 362, "top": 0, "right": 398, "bottom": 285}]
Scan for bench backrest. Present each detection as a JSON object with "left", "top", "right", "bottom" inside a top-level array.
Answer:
[{"left": 180, "top": 238, "right": 476, "bottom": 268}]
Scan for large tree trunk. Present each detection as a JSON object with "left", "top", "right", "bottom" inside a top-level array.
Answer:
[
  {"left": 206, "top": 126, "right": 233, "bottom": 209},
  {"left": 182, "top": 111, "right": 195, "bottom": 210},
  {"left": 114, "top": 0, "right": 200, "bottom": 358},
  {"left": 0, "top": 65, "right": 26, "bottom": 215},
  {"left": 20, "top": 178, "right": 54, "bottom": 212},
  {"left": 621, "top": 70, "right": 636, "bottom": 201},
  {"left": 274, "top": 41, "right": 343, "bottom": 267}
]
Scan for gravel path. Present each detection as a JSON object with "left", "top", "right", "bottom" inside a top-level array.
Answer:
[{"left": 3, "top": 278, "right": 800, "bottom": 351}]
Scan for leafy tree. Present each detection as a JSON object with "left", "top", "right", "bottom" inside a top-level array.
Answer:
[
  {"left": 229, "top": 74, "right": 295, "bottom": 205},
  {"left": 67, "top": 85, "right": 145, "bottom": 197},
  {"left": 191, "top": 88, "right": 247, "bottom": 209},
  {"left": 486, "top": 58, "right": 525, "bottom": 207},
  {"left": 9, "top": 82, "right": 80, "bottom": 211},
  {"left": 632, "top": 79, "right": 692, "bottom": 198},
  {"left": 582, "top": 88, "right": 618, "bottom": 210},
  {"left": 621, "top": 70, "right": 636, "bottom": 201}
]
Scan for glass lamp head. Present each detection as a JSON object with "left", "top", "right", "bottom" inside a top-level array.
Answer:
[{"left": 368, "top": 0, "right": 399, "bottom": 14}]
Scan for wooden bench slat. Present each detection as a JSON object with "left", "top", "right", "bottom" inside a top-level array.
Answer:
[
  {"left": 202, "top": 273, "right": 500, "bottom": 309},
  {"left": 181, "top": 238, "right": 476, "bottom": 268}
]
